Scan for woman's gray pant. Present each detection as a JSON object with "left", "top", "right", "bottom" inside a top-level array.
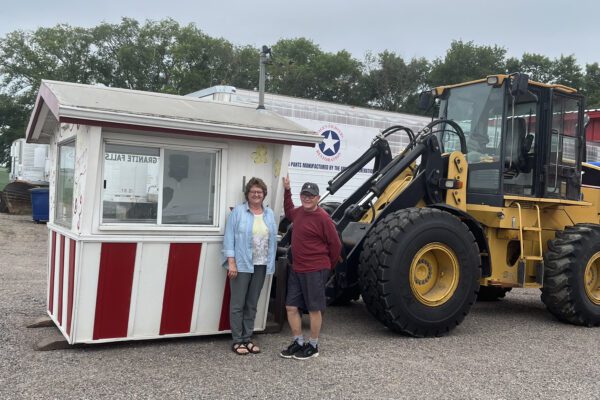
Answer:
[{"left": 229, "top": 265, "right": 267, "bottom": 343}]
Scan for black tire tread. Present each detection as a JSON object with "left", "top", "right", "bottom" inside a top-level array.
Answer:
[
  {"left": 541, "top": 224, "right": 600, "bottom": 326},
  {"left": 358, "top": 207, "right": 480, "bottom": 337}
]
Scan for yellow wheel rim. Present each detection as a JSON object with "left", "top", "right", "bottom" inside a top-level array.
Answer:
[
  {"left": 410, "top": 243, "right": 460, "bottom": 307},
  {"left": 584, "top": 251, "right": 600, "bottom": 305}
]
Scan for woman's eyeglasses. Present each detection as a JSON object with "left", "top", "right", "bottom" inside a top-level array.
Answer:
[{"left": 249, "top": 190, "right": 264, "bottom": 195}]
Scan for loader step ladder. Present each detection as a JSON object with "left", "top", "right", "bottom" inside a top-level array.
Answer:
[{"left": 514, "top": 202, "right": 544, "bottom": 286}]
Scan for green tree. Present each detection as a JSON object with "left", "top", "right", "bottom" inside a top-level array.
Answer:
[
  {"left": 2, "top": 18, "right": 599, "bottom": 168},
  {"left": 428, "top": 40, "right": 506, "bottom": 87},
  {"left": 584, "top": 63, "right": 600, "bottom": 109},
  {"left": 170, "top": 22, "right": 243, "bottom": 94},
  {"left": 229, "top": 45, "right": 260, "bottom": 91},
  {"left": 0, "top": 23, "right": 100, "bottom": 166},
  {"left": 268, "top": 38, "right": 364, "bottom": 104},
  {"left": 363, "top": 51, "right": 430, "bottom": 113},
  {"left": 0, "top": 18, "right": 252, "bottom": 164},
  {"left": 0, "top": 95, "right": 30, "bottom": 165},
  {"left": 550, "top": 55, "right": 584, "bottom": 90},
  {"left": 0, "top": 18, "right": 250, "bottom": 97},
  {"left": 312, "top": 49, "right": 364, "bottom": 104},
  {"left": 0, "top": 25, "right": 96, "bottom": 99},
  {"left": 93, "top": 18, "right": 186, "bottom": 93},
  {"left": 267, "top": 38, "right": 322, "bottom": 98},
  {"left": 506, "top": 53, "right": 553, "bottom": 82}
]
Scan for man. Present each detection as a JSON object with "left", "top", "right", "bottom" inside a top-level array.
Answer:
[{"left": 279, "top": 177, "right": 341, "bottom": 360}]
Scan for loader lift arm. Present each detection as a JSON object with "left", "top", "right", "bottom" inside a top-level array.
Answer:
[
  {"left": 327, "top": 119, "right": 467, "bottom": 303},
  {"left": 328, "top": 125, "right": 414, "bottom": 221},
  {"left": 338, "top": 119, "right": 467, "bottom": 231}
]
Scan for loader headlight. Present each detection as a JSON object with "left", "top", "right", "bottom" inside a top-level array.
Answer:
[
  {"left": 487, "top": 76, "right": 499, "bottom": 85},
  {"left": 440, "top": 179, "right": 463, "bottom": 189}
]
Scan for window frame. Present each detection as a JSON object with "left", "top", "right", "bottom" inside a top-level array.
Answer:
[
  {"left": 97, "top": 133, "right": 228, "bottom": 233},
  {"left": 501, "top": 90, "right": 541, "bottom": 197},
  {"left": 543, "top": 92, "right": 582, "bottom": 200},
  {"left": 440, "top": 83, "right": 505, "bottom": 195},
  {"left": 55, "top": 138, "right": 77, "bottom": 228}
]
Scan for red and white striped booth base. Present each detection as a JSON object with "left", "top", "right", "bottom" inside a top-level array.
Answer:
[{"left": 46, "top": 228, "right": 272, "bottom": 344}]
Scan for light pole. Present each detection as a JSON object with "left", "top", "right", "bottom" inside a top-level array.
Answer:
[{"left": 257, "top": 45, "right": 271, "bottom": 110}]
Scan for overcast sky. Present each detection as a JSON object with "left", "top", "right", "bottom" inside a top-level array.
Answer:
[{"left": 1, "top": 0, "right": 597, "bottom": 66}]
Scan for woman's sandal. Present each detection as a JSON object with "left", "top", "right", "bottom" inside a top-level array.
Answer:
[
  {"left": 245, "top": 341, "right": 261, "bottom": 354},
  {"left": 232, "top": 343, "right": 249, "bottom": 355}
]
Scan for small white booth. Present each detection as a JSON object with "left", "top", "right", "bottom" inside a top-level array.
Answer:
[{"left": 26, "top": 80, "right": 320, "bottom": 344}]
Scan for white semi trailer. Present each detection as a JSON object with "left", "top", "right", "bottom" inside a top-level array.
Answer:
[
  {"left": 10, "top": 138, "right": 49, "bottom": 184},
  {"left": 1, "top": 139, "right": 50, "bottom": 214},
  {"left": 188, "top": 86, "right": 430, "bottom": 203}
]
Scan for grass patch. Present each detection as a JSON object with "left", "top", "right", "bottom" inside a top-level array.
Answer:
[{"left": 0, "top": 167, "right": 9, "bottom": 191}]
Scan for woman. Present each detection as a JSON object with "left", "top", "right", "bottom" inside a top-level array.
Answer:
[{"left": 222, "top": 177, "right": 277, "bottom": 355}]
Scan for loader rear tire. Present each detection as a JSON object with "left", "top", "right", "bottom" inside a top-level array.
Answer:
[
  {"left": 358, "top": 208, "right": 481, "bottom": 337},
  {"left": 477, "top": 286, "right": 512, "bottom": 301},
  {"left": 541, "top": 224, "right": 600, "bottom": 326}
]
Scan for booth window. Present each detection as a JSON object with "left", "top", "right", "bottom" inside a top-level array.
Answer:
[
  {"left": 55, "top": 140, "right": 75, "bottom": 227},
  {"left": 102, "top": 143, "right": 218, "bottom": 226},
  {"left": 162, "top": 149, "right": 217, "bottom": 225},
  {"left": 103, "top": 144, "right": 161, "bottom": 223}
]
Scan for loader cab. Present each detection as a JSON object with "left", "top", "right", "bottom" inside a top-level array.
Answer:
[{"left": 433, "top": 74, "right": 585, "bottom": 206}]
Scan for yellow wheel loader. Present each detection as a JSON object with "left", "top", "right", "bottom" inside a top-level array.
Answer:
[{"left": 280, "top": 73, "right": 600, "bottom": 337}]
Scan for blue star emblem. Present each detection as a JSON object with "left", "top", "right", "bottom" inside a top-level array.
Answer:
[{"left": 319, "top": 130, "right": 341, "bottom": 156}]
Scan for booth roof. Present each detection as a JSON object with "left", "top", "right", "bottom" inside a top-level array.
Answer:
[{"left": 26, "top": 80, "right": 320, "bottom": 146}]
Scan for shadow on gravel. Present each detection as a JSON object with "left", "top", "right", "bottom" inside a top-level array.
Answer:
[{"left": 57, "top": 333, "right": 233, "bottom": 353}]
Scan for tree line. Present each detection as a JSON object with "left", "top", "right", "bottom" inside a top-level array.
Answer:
[{"left": 1, "top": 17, "right": 599, "bottom": 165}]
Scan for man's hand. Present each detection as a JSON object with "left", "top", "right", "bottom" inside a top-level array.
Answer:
[{"left": 282, "top": 175, "right": 291, "bottom": 191}]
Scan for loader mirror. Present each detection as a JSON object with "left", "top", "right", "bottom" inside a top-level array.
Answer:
[
  {"left": 418, "top": 91, "right": 434, "bottom": 111},
  {"left": 510, "top": 73, "right": 530, "bottom": 97},
  {"left": 584, "top": 113, "right": 590, "bottom": 129}
]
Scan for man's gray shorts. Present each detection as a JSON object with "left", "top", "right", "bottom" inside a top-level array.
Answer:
[{"left": 286, "top": 268, "right": 330, "bottom": 312}]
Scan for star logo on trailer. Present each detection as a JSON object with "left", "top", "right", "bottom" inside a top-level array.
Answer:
[
  {"left": 316, "top": 125, "right": 343, "bottom": 162},
  {"left": 319, "top": 130, "right": 340, "bottom": 156}
]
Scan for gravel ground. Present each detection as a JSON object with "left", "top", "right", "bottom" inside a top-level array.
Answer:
[{"left": 1, "top": 213, "right": 600, "bottom": 399}]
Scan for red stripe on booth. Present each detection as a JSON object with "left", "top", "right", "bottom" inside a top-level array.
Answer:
[
  {"left": 57, "top": 235, "right": 65, "bottom": 325},
  {"left": 93, "top": 243, "right": 137, "bottom": 340},
  {"left": 66, "top": 239, "right": 76, "bottom": 336},
  {"left": 48, "top": 231, "right": 57, "bottom": 313},
  {"left": 218, "top": 278, "right": 231, "bottom": 331},
  {"left": 159, "top": 243, "right": 202, "bottom": 335}
]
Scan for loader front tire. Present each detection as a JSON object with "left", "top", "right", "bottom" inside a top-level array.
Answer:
[
  {"left": 358, "top": 208, "right": 481, "bottom": 337},
  {"left": 541, "top": 224, "right": 600, "bottom": 326}
]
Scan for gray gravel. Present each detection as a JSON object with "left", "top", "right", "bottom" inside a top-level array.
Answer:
[{"left": 1, "top": 213, "right": 599, "bottom": 399}]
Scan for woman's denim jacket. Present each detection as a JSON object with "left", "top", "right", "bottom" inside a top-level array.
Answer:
[{"left": 222, "top": 202, "right": 277, "bottom": 275}]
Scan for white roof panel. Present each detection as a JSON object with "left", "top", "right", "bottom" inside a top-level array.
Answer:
[{"left": 26, "top": 80, "right": 319, "bottom": 145}]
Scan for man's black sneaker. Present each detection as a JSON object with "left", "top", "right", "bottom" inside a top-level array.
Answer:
[
  {"left": 279, "top": 340, "right": 304, "bottom": 359},
  {"left": 292, "top": 343, "right": 319, "bottom": 360}
]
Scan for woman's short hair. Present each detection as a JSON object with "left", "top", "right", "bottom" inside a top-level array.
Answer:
[{"left": 244, "top": 177, "right": 268, "bottom": 201}]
